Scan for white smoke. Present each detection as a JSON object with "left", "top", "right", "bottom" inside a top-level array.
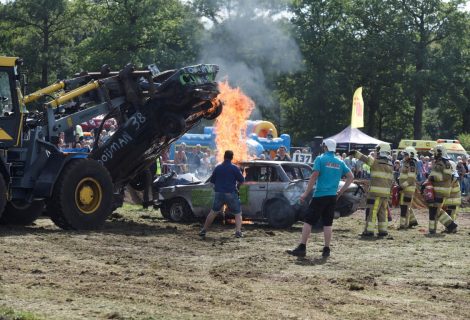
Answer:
[{"left": 198, "top": 1, "right": 303, "bottom": 112}]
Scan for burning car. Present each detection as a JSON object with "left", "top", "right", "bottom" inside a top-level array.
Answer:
[{"left": 156, "top": 160, "right": 364, "bottom": 228}]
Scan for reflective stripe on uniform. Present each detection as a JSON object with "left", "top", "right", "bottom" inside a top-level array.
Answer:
[
  {"left": 444, "top": 198, "right": 461, "bottom": 205},
  {"left": 369, "top": 186, "right": 391, "bottom": 196},
  {"left": 371, "top": 171, "right": 393, "bottom": 179},
  {"left": 434, "top": 186, "right": 450, "bottom": 192},
  {"left": 438, "top": 210, "right": 453, "bottom": 226}
]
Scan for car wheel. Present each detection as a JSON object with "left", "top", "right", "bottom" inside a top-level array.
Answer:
[
  {"left": 203, "top": 101, "right": 223, "bottom": 120},
  {"left": 265, "top": 198, "right": 295, "bottom": 228},
  {"left": 335, "top": 196, "right": 354, "bottom": 217},
  {"left": 160, "top": 113, "right": 186, "bottom": 138},
  {"left": 0, "top": 200, "right": 44, "bottom": 225},
  {"left": 163, "top": 198, "right": 193, "bottom": 222}
]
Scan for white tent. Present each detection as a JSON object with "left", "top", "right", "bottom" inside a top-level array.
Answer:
[{"left": 326, "top": 125, "right": 388, "bottom": 151}]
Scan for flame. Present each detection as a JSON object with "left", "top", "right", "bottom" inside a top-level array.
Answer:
[
  {"left": 214, "top": 81, "right": 255, "bottom": 163},
  {"left": 225, "top": 218, "right": 254, "bottom": 225}
]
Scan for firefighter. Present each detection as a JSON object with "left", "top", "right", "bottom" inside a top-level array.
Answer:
[
  {"left": 350, "top": 143, "right": 394, "bottom": 237},
  {"left": 443, "top": 161, "right": 461, "bottom": 222},
  {"left": 397, "top": 146, "right": 419, "bottom": 229},
  {"left": 425, "top": 145, "right": 458, "bottom": 234}
]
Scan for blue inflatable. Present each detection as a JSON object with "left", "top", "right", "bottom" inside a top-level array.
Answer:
[{"left": 169, "top": 121, "right": 290, "bottom": 159}]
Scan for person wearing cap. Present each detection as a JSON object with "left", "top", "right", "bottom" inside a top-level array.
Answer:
[
  {"left": 424, "top": 145, "right": 458, "bottom": 234},
  {"left": 349, "top": 143, "right": 394, "bottom": 237},
  {"left": 274, "top": 146, "right": 291, "bottom": 161},
  {"left": 397, "top": 146, "right": 419, "bottom": 229},
  {"left": 286, "top": 139, "right": 354, "bottom": 258}
]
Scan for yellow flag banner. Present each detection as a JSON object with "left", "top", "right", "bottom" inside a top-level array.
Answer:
[{"left": 351, "top": 87, "right": 364, "bottom": 128}]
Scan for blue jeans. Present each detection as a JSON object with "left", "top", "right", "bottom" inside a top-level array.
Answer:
[{"left": 212, "top": 192, "right": 241, "bottom": 214}]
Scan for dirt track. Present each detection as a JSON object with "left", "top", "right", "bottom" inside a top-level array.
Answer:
[{"left": 1, "top": 205, "right": 469, "bottom": 320}]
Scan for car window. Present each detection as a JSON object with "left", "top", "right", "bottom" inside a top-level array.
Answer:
[
  {"left": 281, "top": 164, "right": 313, "bottom": 180},
  {"left": 244, "top": 165, "right": 272, "bottom": 182},
  {"left": 270, "top": 167, "right": 281, "bottom": 182},
  {"left": 300, "top": 166, "right": 313, "bottom": 179},
  {"left": 0, "top": 71, "right": 14, "bottom": 116}
]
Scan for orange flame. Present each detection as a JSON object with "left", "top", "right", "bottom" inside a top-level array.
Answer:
[
  {"left": 225, "top": 218, "right": 254, "bottom": 225},
  {"left": 214, "top": 81, "right": 255, "bottom": 163}
]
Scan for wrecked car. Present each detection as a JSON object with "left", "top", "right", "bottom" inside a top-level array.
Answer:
[{"left": 156, "top": 160, "right": 364, "bottom": 228}]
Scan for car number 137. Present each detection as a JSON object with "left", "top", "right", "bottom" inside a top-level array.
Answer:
[{"left": 293, "top": 153, "right": 312, "bottom": 163}]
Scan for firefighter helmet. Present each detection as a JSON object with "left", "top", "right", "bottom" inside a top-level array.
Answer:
[
  {"left": 322, "top": 139, "right": 337, "bottom": 152},
  {"left": 434, "top": 144, "right": 448, "bottom": 158},
  {"left": 404, "top": 146, "right": 417, "bottom": 160},
  {"left": 376, "top": 143, "right": 391, "bottom": 157}
]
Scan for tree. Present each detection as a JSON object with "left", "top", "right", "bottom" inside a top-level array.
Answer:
[
  {"left": 73, "top": 0, "right": 203, "bottom": 71},
  {"left": 0, "top": 0, "right": 76, "bottom": 88},
  {"left": 396, "top": 0, "right": 465, "bottom": 139}
]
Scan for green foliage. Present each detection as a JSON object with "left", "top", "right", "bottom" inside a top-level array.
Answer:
[
  {"left": 457, "top": 133, "right": 470, "bottom": 151},
  {"left": 73, "top": 0, "right": 203, "bottom": 72}
]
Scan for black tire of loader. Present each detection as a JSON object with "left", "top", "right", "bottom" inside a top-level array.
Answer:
[
  {"left": 0, "top": 174, "right": 7, "bottom": 220},
  {"left": 0, "top": 200, "right": 44, "bottom": 225},
  {"left": 48, "top": 159, "right": 114, "bottom": 230}
]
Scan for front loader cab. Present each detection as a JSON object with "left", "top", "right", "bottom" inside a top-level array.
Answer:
[{"left": 0, "top": 56, "right": 24, "bottom": 147}]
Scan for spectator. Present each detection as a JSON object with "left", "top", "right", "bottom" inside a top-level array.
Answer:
[
  {"left": 199, "top": 150, "right": 245, "bottom": 239},
  {"left": 393, "top": 160, "right": 401, "bottom": 183},
  {"left": 355, "top": 158, "right": 364, "bottom": 178},
  {"left": 343, "top": 153, "right": 356, "bottom": 173},
  {"left": 188, "top": 145, "right": 203, "bottom": 173},
  {"left": 71, "top": 133, "right": 81, "bottom": 148},
  {"left": 417, "top": 155, "right": 424, "bottom": 182},
  {"left": 199, "top": 152, "right": 211, "bottom": 177},
  {"left": 274, "top": 146, "right": 292, "bottom": 161},
  {"left": 457, "top": 155, "right": 469, "bottom": 195},
  {"left": 174, "top": 144, "right": 188, "bottom": 173},
  {"left": 267, "top": 129, "right": 274, "bottom": 140},
  {"left": 423, "top": 156, "right": 431, "bottom": 178}
]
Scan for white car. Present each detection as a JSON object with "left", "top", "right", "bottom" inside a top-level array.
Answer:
[{"left": 156, "top": 160, "right": 364, "bottom": 228}]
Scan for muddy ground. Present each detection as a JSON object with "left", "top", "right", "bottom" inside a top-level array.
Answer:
[{"left": 1, "top": 205, "right": 469, "bottom": 320}]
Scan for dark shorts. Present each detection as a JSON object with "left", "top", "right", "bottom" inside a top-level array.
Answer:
[
  {"left": 212, "top": 192, "right": 241, "bottom": 214},
  {"left": 304, "top": 195, "right": 336, "bottom": 227}
]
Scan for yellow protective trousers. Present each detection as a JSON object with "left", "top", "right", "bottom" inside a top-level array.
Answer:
[
  {"left": 428, "top": 198, "right": 454, "bottom": 232},
  {"left": 445, "top": 205, "right": 459, "bottom": 221},
  {"left": 399, "top": 193, "right": 418, "bottom": 228},
  {"left": 365, "top": 197, "right": 388, "bottom": 234}
]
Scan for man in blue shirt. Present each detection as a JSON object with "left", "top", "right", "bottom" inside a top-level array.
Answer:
[
  {"left": 287, "top": 139, "right": 354, "bottom": 257},
  {"left": 199, "top": 150, "right": 245, "bottom": 239}
]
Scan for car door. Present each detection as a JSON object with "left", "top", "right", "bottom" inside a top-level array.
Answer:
[{"left": 240, "top": 164, "right": 268, "bottom": 217}]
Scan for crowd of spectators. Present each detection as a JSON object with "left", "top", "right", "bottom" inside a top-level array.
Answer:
[
  {"left": 334, "top": 152, "right": 369, "bottom": 179},
  {"left": 56, "top": 122, "right": 118, "bottom": 152}
]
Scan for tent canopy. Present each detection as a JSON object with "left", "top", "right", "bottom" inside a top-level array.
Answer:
[{"left": 326, "top": 126, "right": 388, "bottom": 151}]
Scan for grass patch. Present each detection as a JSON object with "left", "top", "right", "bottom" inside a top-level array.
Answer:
[{"left": 0, "top": 307, "right": 42, "bottom": 320}]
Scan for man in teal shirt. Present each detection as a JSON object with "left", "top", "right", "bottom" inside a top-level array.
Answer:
[{"left": 287, "top": 139, "right": 354, "bottom": 257}]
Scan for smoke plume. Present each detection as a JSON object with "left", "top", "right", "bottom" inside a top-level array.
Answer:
[{"left": 198, "top": 1, "right": 303, "bottom": 117}]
